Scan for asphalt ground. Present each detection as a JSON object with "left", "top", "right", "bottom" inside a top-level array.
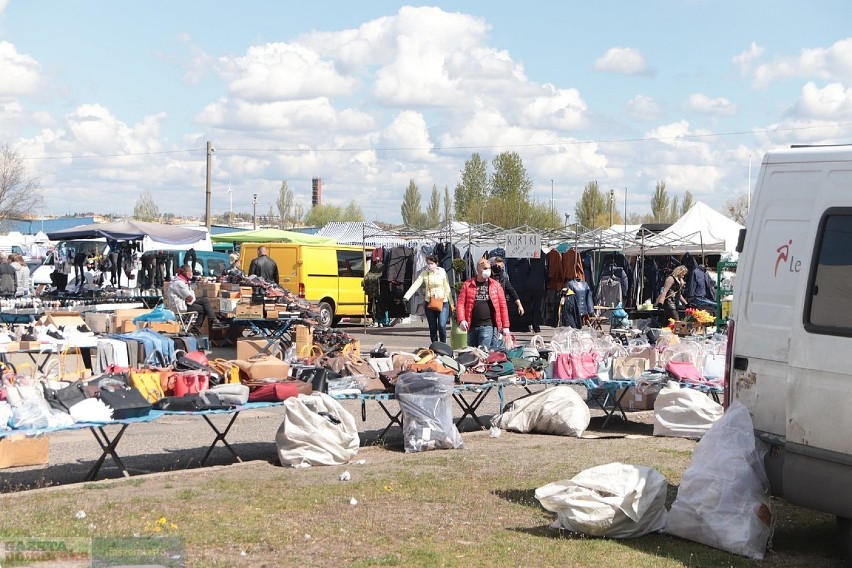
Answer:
[{"left": 0, "top": 317, "right": 651, "bottom": 493}]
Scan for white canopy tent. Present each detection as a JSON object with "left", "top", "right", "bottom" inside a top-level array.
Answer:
[{"left": 623, "top": 202, "right": 743, "bottom": 256}]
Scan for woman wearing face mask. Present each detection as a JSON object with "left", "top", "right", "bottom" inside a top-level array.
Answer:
[
  {"left": 403, "top": 255, "right": 453, "bottom": 343},
  {"left": 490, "top": 257, "right": 524, "bottom": 321},
  {"left": 456, "top": 258, "right": 510, "bottom": 349}
]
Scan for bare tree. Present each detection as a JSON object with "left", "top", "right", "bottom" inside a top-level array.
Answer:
[
  {"left": 724, "top": 194, "right": 750, "bottom": 225},
  {"left": 133, "top": 189, "right": 160, "bottom": 222},
  {"left": 0, "top": 144, "right": 42, "bottom": 227}
]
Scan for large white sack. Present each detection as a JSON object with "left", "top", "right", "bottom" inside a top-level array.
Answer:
[
  {"left": 276, "top": 393, "right": 359, "bottom": 467},
  {"left": 653, "top": 381, "right": 723, "bottom": 438},
  {"left": 493, "top": 386, "right": 590, "bottom": 437},
  {"left": 535, "top": 462, "right": 668, "bottom": 538},
  {"left": 666, "top": 401, "right": 772, "bottom": 560}
]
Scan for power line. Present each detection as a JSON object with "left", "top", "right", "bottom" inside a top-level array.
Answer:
[{"left": 21, "top": 121, "right": 852, "bottom": 161}]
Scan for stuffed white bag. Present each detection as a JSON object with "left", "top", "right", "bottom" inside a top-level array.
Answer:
[
  {"left": 535, "top": 462, "right": 668, "bottom": 538},
  {"left": 666, "top": 401, "right": 772, "bottom": 560},
  {"left": 653, "top": 381, "right": 723, "bottom": 438},
  {"left": 276, "top": 393, "right": 359, "bottom": 467},
  {"left": 493, "top": 386, "right": 590, "bottom": 437}
]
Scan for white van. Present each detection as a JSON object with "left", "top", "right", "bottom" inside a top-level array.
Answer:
[{"left": 729, "top": 144, "right": 852, "bottom": 548}]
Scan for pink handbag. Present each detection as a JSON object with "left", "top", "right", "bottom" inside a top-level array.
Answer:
[
  {"left": 665, "top": 360, "right": 704, "bottom": 382},
  {"left": 552, "top": 353, "right": 574, "bottom": 379},
  {"left": 570, "top": 353, "right": 600, "bottom": 379}
]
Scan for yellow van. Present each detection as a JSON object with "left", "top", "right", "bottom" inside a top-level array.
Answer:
[{"left": 239, "top": 242, "right": 368, "bottom": 327}]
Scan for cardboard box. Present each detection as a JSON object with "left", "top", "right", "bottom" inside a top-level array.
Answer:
[
  {"left": 0, "top": 341, "right": 20, "bottom": 353},
  {"left": 42, "top": 312, "right": 87, "bottom": 329},
  {"left": 236, "top": 338, "right": 270, "bottom": 360},
  {"left": 18, "top": 341, "right": 43, "bottom": 351},
  {"left": 235, "top": 303, "right": 264, "bottom": 318},
  {"left": 220, "top": 283, "right": 242, "bottom": 291},
  {"left": 200, "top": 283, "right": 220, "bottom": 298},
  {"left": 616, "top": 386, "right": 658, "bottom": 411},
  {"left": 84, "top": 311, "right": 114, "bottom": 334},
  {"left": 219, "top": 290, "right": 241, "bottom": 299},
  {"left": 0, "top": 435, "right": 49, "bottom": 469},
  {"left": 139, "top": 320, "right": 181, "bottom": 333},
  {"left": 294, "top": 324, "right": 312, "bottom": 354},
  {"left": 118, "top": 320, "right": 137, "bottom": 333},
  {"left": 219, "top": 298, "right": 240, "bottom": 313},
  {"left": 113, "top": 308, "right": 151, "bottom": 329},
  {"left": 244, "top": 358, "right": 289, "bottom": 381}
]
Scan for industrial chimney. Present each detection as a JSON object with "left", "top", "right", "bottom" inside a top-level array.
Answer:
[{"left": 311, "top": 177, "right": 322, "bottom": 207}]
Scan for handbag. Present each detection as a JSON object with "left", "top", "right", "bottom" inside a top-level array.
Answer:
[
  {"left": 172, "top": 371, "right": 211, "bottom": 397},
  {"left": 552, "top": 353, "right": 574, "bottom": 380},
  {"left": 570, "top": 353, "right": 600, "bottom": 380},
  {"left": 611, "top": 357, "right": 649, "bottom": 380},
  {"left": 154, "top": 392, "right": 235, "bottom": 411},
  {"left": 247, "top": 381, "right": 303, "bottom": 402},
  {"left": 665, "top": 360, "right": 705, "bottom": 382},
  {"left": 209, "top": 383, "right": 250, "bottom": 405},
  {"left": 209, "top": 358, "right": 242, "bottom": 384},
  {"left": 43, "top": 380, "right": 89, "bottom": 413},
  {"left": 427, "top": 296, "right": 444, "bottom": 312},
  {"left": 98, "top": 385, "right": 152, "bottom": 419},
  {"left": 129, "top": 368, "right": 166, "bottom": 403}
]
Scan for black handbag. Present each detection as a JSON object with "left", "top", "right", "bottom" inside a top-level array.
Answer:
[
  {"left": 43, "top": 380, "right": 89, "bottom": 413},
  {"left": 99, "top": 385, "right": 153, "bottom": 419},
  {"left": 153, "top": 393, "right": 234, "bottom": 412}
]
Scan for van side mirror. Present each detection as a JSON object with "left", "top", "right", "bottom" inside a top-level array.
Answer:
[{"left": 735, "top": 228, "right": 746, "bottom": 253}]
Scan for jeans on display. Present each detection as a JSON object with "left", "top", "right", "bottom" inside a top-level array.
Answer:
[
  {"left": 468, "top": 325, "right": 498, "bottom": 349},
  {"left": 425, "top": 302, "right": 449, "bottom": 343}
]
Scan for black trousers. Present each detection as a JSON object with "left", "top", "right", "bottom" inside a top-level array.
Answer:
[{"left": 185, "top": 297, "right": 216, "bottom": 327}]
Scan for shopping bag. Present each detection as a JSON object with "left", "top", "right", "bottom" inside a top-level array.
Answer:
[
  {"left": 570, "top": 353, "right": 600, "bottom": 380},
  {"left": 611, "top": 357, "right": 648, "bottom": 380},
  {"left": 129, "top": 368, "right": 166, "bottom": 403},
  {"left": 552, "top": 353, "right": 574, "bottom": 380}
]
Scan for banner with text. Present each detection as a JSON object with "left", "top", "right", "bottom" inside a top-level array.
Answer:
[{"left": 504, "top": 233, "right": 541, "bottom": 258}]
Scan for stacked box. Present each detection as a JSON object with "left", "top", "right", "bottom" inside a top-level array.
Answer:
[
  {"left": 219, "top": 298, "right": 239, "bottom": 313},
  {"left": 199, "top": 282, "right": 220, "bottom": 298},
  {"left": 235, "top": 303, "right": 264, "bottom": 318},
  {"left": 139, "top": 321, "right": 181, "bottom": 333},
  {"left": 0, "top": 435, "right": 49, "bottom": 469},
  {"left": 219, "top": 290, "right": 240, "bottom": 299},
  {"left": 220, "top": 283, "right": 242, "bottom": 292},
  {"left": 294, "top": 324, "right": 312, "bottom": 355},
  {"left": 84, "top": 311, "right": 114, "bottom": 334}
]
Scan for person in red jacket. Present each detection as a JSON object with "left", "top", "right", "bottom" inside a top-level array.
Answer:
[{"left": 456, "top": 258, "right": 510, "bottom": 349}]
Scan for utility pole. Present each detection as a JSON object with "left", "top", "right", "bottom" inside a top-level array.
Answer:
[
  {"left": 205, "top": 141, "right": 214, "bottom": 229},
  {"left": 252, "top": 193, "right": 258, "bottom": 230},
  {"left": 550, "top": 179, "right": 554, "bottom": 219},
  {"left": 609, "top": 189, "right": 615, "bottom": 227}
]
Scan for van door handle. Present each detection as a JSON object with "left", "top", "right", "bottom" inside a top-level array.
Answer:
[{"left": 733, "top": 356, "right": 748, "bottom": 371}]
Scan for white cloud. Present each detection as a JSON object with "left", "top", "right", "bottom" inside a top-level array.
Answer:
[
  {"left": 377, "top": 110, "right": 434, "bottom": 161},
  {"left": 624, "top": 95, "right": 663, "bottom": 121},
  {"left": 521, "top": 85, "right": 587, "bottom": 130},
  {"left": 750, "top": 37, "right": 852, "bottom": 88},
  {"left": 218, "top": 42, "right": 358, "bottom": 102},
  {"left": 594, "top": 47, "right": 649, "bottom": 76},
  {"left": 683, "top": 93, "right": 737, "bottom": 117},
  {"left": 0, "top": 41, "right": 42, "bottom": 96},
  {"left": 733, "top": 42, "right": 765, "bottom": 75}
]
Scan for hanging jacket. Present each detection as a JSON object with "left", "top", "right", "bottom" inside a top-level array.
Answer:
[
  {"left": 558, "top": 289, "right": 582, "bottom": 329},
  {"left": 546, "top": 249, "right": 563, "bottom": 291},
  {"left": 566, "top": 279, "right": 595, "bottom": 317}
]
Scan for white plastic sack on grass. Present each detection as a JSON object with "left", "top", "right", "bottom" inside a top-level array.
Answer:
[
  {"left": 493, "top": 386, "right": 590, "bottom": 437},
  {"left": 653, "top": 381, "right": 723, "bottom": 438},
  {"left": 535, "top": 462, "right": 668, "bottom": 538},
  {"left": 276, "top": 393, "right": 359, "bottom": 467},
  {"left": 666, "top": 400, "right": 772, "bottom": 560},
  {"left": 395, "top": 372, "right": 464, "bottom": 453}
]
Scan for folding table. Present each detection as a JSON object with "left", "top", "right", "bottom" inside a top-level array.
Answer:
[
  {"left": 452, "top": 382, "right": 503, "bottom": 430},
  {"left": 678, "top": 382, "right": 724, "bottom": 404},
  {"left": 331, "top": 392, "right": 401, "bottom": 440}
]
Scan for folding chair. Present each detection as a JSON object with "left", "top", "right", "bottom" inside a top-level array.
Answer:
[{"left": 175, "top": 309, "right": 198, "bottom": 335}]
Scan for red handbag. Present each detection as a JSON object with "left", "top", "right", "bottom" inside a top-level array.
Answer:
[
  {"left": 247, "top": 382, "right": 301, "bottom": 402},
  {"left": 172, "top": 371, "right": 210, "bottom": 397}
]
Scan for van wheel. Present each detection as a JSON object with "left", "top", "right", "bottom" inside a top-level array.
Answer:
[
  {"left": 317, "top": 302, "right": 334, "bottom": 328},
  {"left": 838, "top": 517, "right": 852, "bottom": 562}
]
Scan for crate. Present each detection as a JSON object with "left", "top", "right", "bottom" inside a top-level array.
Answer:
[
  {"left": 0, "top": 435, "right": 49, "bottom": 469},
  {"left": 294, "top": 324, "right": 312, "bottom": 354}
]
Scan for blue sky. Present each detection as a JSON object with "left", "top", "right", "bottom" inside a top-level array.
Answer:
[{"left": 1, "top": 1, "right": 851, "bottom": 224}]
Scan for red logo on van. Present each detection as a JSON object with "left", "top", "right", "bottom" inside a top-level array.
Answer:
[{"left": 775, "top": 240, "right": 792, "bottom": 277}]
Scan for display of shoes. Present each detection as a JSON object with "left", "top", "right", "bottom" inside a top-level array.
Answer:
[{"left": 77, "top": 324, "right": 93, "bottom": 334}]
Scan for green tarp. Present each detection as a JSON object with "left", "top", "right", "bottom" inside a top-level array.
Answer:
[{"left": 211, "top": 228, "right": 336, "bottom": 245}]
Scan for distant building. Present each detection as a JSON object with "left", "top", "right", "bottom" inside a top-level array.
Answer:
[{"left": 312, "top": 177, "right": 322, "bottom": 207}]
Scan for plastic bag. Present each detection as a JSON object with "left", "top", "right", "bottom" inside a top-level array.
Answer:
[
  {"left": 493, "top": 387, "right": 590, "bottom": 436},
  {"left": 395, "top": 372, "right": 464, "bottom": 452},
  {"left": 666, "top": 401, "right": 772, "bottom": 559},
  {"left": 9, "top": 398, "right": 52, "bottom": 430},
  {"left": 0, "top": 401, "right": 11, "bottom": 430},
  {"left": 536, "top": 462, "right": 668, "bottom": 538},
  {"left": 276, "top": 393, "right": 359, "bottom": 467},
  {"left": 653, "top": 381, "right": 723, "bottom": 438},
  {"left": 132, "top": 302, "right": 176, "bottom": 323}
]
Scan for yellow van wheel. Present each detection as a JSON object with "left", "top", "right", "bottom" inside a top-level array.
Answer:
[{"left": 317, "top": 301, "right": 334, "bottom": 328}]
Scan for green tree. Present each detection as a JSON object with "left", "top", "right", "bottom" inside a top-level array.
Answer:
[
  {"left": 425, "top": 184, "right": 441, "bottom": 227},
  {"left": 276, "top": 181, "right": 297, "bottom": 228},
  {"left": 401, "top": 180, "right": 425, "bottom": 228},
  {"left": 650, "top": 181, "right": 669, "bottom": 222},
  {"left": 443, "top": 185, "right": 452, "bottom": 223},
  {"left": 574, "top": 181, "right": 607, "bottom": 229},
  {"left": 133, "top": 189, "right": 159, "bottom": 222},
  {"left": 487, "top": 151, "right": 533, "bottom": 227},
  {"left": 453, "top": 153, "right": 488, "bottom": 224},
  {"left": 303, "top": 204, "right": 344, "bottom": 227},
  {"left": 681, "top": 191, "right": 694, "bottom": 215},
  {"left": 343, "top": 199, "right": 364, "bottom": 221},
  {"left": 668, "top": 195, "right": 680, "bottom": 223},
  {"left": 0, "top": 144, "right": 42, "bottom": 229}
]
